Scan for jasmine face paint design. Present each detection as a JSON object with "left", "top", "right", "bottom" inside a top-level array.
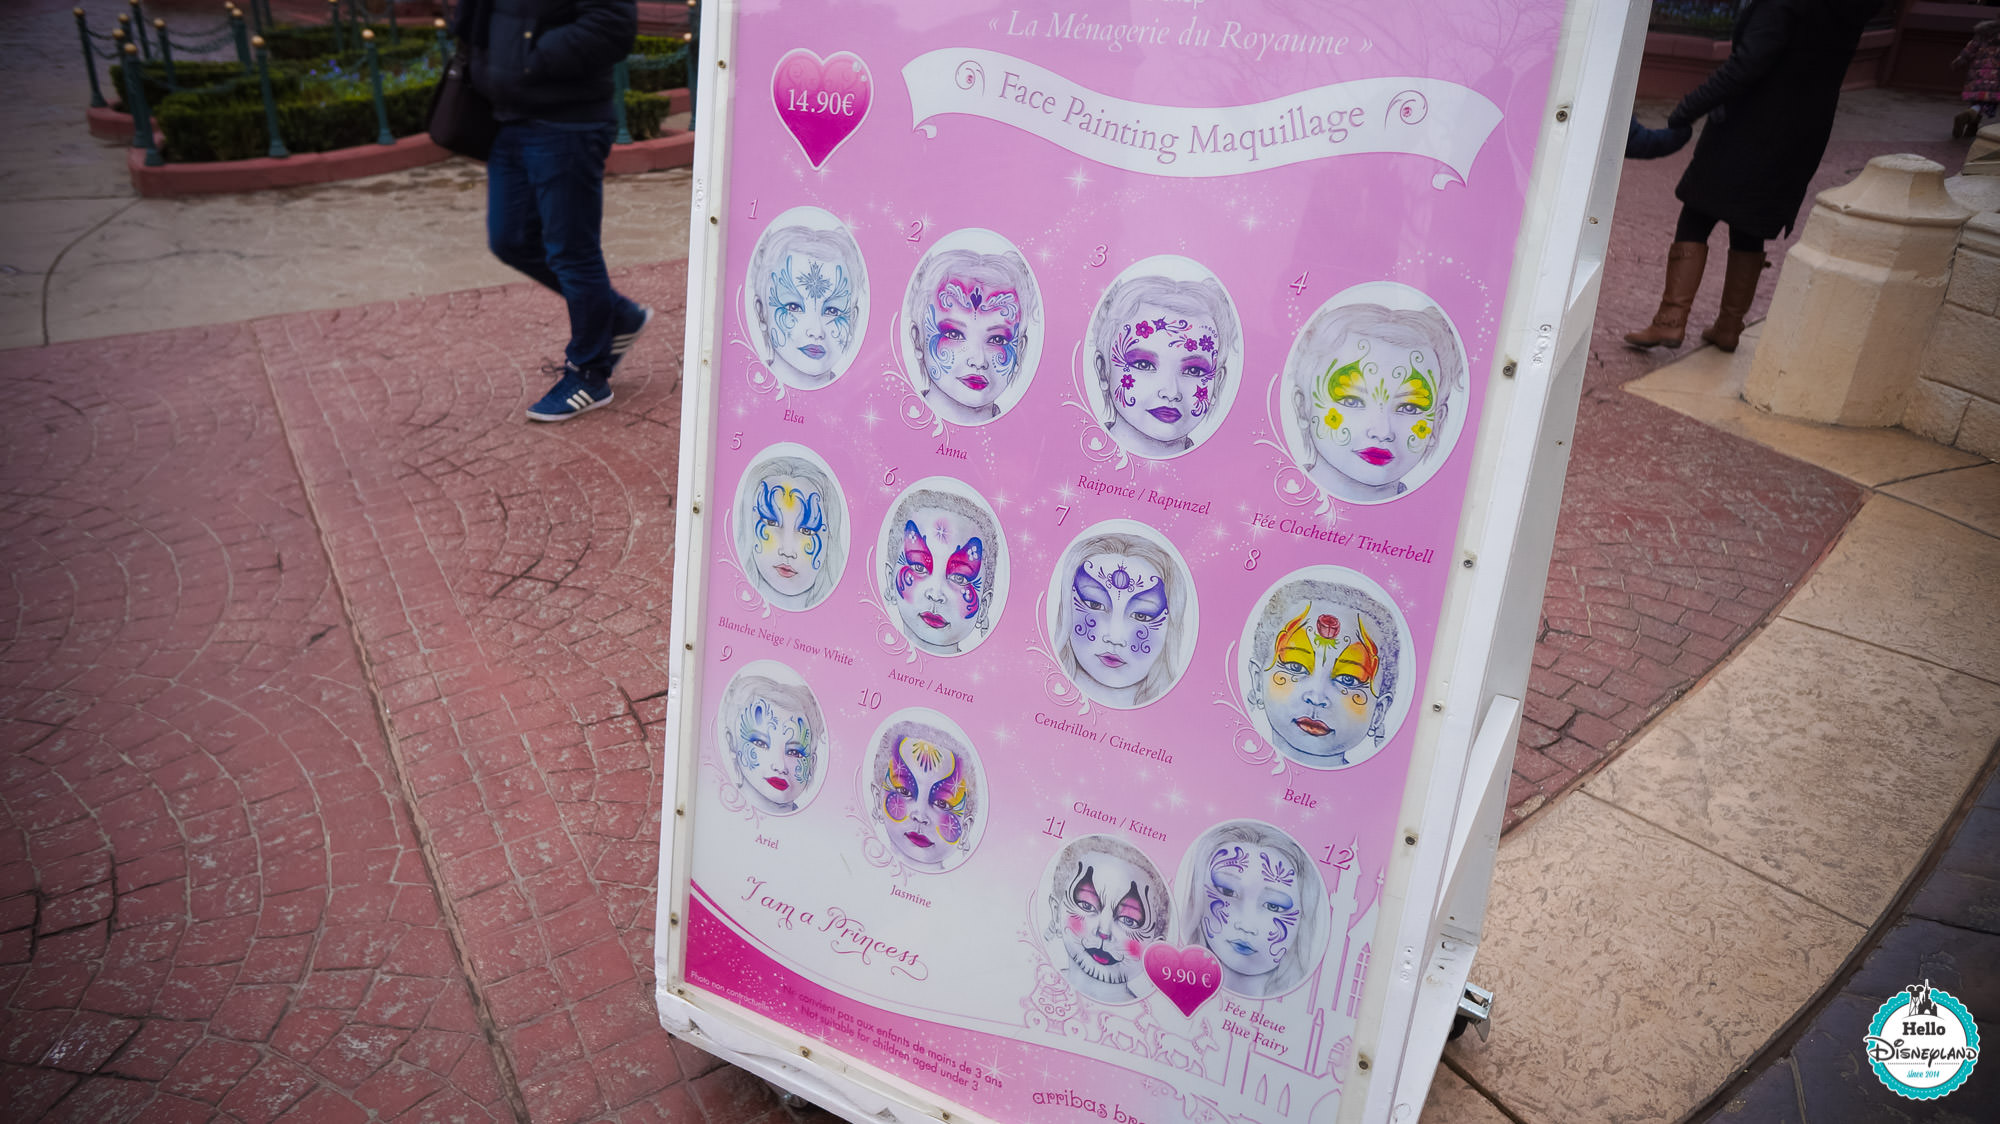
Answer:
[{"left": 866, "top": 711, "right": 985, "bottom": 874}]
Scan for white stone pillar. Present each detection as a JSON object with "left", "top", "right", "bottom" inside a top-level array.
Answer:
[{"left": 1744, "top": 154, "right": 1975, "bottom": 427}]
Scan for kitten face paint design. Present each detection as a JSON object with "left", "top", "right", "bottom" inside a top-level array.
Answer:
[
  {"left": 732, "top": 695, "right": 815, "bottom": 812},
  {"left": 1260, "top": 604, "right": 1384, "bottom": 766},
  {"left": 1107, "top": 303, "right": 1220, "bottom": 445},
  {"left": 1200, "top": 843, "right": 1303, "bottom": 981},
  {"left": 1311, "top": 337, "right": 1443, "bottom": 491},
  {"left": 1058, "top": 849, "right": 1166, "bottom": 999},
  {"left": 921, "top": 280, "right": 1023, "bottom": 411},
  {"left": 892, "top": 506, "right": 986, "bottom": 650},
  {"left": 750, "top": 475, "right": 827, "bottom": 599},
  {"left": 878, "top": 735, "right": 973, "bottom": 868},
  {"left": 765, "top": 253, "right": 856, "bottom": 379},
  {"left": 1064, "top": 552, "right": 1169, "bottom": 691}
]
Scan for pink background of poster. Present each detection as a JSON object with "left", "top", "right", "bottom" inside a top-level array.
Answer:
[{"left": 680, "top": 2, "right": 1564, "bottom": 1121}]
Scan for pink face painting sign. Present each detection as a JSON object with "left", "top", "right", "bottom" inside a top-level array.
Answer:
[{"left": 676, "top": 2, "right": 1563, "bottom": 1120}]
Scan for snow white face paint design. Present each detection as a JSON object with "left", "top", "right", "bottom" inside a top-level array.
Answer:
[
  {"left": 1200, "top": 843, "right": 1302, "bottom": 982},
  {"left": 732, "top": 695, "right": 815, "bottom": 811},
  {"left": 1312, "top": 338, "right": 1443, "bottom": 491},
  {"left": 1065, "top": 553, "right": 1169, "bottom": 691},
  {"left": 1056, "top": 846, "right": 1168, "bottom": 1002},
  {"left": 1261, "top": 605, "right": 1384, "bottom": 767},
  {"left": 921, "top": 280, "right": 1023, "bottom": 411},
  {"left": 751, "top": 475, "right": 826, "bottom": 599},
  {"left": 1108, "top": 305, "right": 1219, "bottom": 445},
  {"left": 879, "top": 736, "right": 973, "bottom": 868},
  {"left": 892, "top": 506, "right": 984, "bottom": 649},
  {"left": 765, "top": 253, "right": 855, "bottom": 379}
]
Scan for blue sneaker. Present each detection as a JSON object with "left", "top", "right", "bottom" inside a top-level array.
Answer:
[
  {"left": 609, "top": 303, "right": 654, "bottom": 374},
  {"left": 526, "top": 364, "right": 613, "bottom": 422}
]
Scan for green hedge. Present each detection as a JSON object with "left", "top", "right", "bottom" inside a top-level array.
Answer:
[
  {"left": 628, "top": 38, "right": 689, "bottom": 92},
  {"left": 623, "top": 89, "right": 674, "bottom": 141},
  {"left": 111, "top": 60, "right": 249, "bottom": 108},
  {"left": 156, "top": 72, "right": 434, "bottom": 162}
]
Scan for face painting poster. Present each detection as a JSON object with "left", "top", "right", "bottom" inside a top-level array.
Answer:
[{"left": 677, "top": 2, "right": 1563, "bottom": 1120}]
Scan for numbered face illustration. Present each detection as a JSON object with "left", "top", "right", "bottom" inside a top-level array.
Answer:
[
  {"left": 1242, "top": 570, "right": 1410, "bottom": 770},
  {"left": 1177, "top": 821, "right": 1326, "bottom": 999},
  {"left": 1042, "top": 835, "right": 1171, "bottom": 1005},
  {"left": 745, "top": 208, "right": 867, "bottom": 390},
  {"left": 903, "top": 231, "right": 1042, "bottom": 425},
  {"left": 1089, "top": 258, "right": 1242, "bottom": 459},
  {"left": 1283, "top": 285, "right": 1468, "bottom": 504},
  {"left": 878, "top": 480, "right": 1005, "bottom": 657},
  {"left": 733, "top": 445, "right": 848, "bottom": 611},
  {"left": 1050, "top": 522, "right": 1198, "bottom": 709},
  {"left": 867, "top": 712, "right": 984, "bottom": 874},
  {"left": 716, "top": 663, "right": 827, "bottom": 816}
]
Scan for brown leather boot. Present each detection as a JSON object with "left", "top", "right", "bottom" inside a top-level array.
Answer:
[
  {"left": 1701, "top": 250, "right": 1768, "bottom": 352},
  {"left": 1623, "top": 241, "right": 1708, "bottom": 349}
]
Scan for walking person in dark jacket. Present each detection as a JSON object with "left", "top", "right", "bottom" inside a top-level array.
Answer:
[
  {"left": 456, "top": 0, "right": 652, "bottom": 420},
  {"left": 1626, "top": 0, "right": 1881, "bottom": 353}
]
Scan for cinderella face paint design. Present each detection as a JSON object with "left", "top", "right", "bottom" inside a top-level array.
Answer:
[
  {"left": 1064, "top": 552, "right": 1169, "bottom": 692},
  {"left": 893, "top": 506, "right": 984, "bottom": 650},
  {"left": 879, "top": 735, "right": 974, "bottom": 869},
  {"left": 1311, "top": 339, "right": 1442, "bottom": 492},
  {"left": 1107, "top": 304, "right": 1219, "bottom": 446},
  {"left": 1199, "top": 843, "right": 1303, "bottom": 984},
  {"left": 920, "top": 280, "right": 1022, "bottom": 412},
  {"left": 1261, "top": 604, "right": 1386, "bottom": 767},
  {"left": 765, "top": 253, "right": 856, "bottom": 380},
  {"left": 750, "top": 474, "right": 827, "bottom": 599},
  {"left": 1057, "top": 848, "right": 1165, "bottom": 1003},
  {"left": 731, "top": 694, "right": 816, "bottom": 814}
]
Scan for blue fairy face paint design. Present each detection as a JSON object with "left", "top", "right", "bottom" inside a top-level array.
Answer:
[{"left": 1200, "top": 843, "right": 1301, "bottom": 982}]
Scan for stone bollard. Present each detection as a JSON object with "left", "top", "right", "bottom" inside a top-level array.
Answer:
[
  {"left": 1903, "top": 213, "right": 2000, "bottom": 459},
  {"left": 1744, "top": 154, "right": 1975, "bottom": 427}
]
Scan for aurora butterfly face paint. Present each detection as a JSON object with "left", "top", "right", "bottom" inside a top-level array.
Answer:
[
  {"left": 743, "top": 208, "right": 869, "bottom": 390},
  {"left": 901, "top": 231, "right": 1043, "bottom": 426},
  {"left": 867, "top": 711, "right": 985, "bottom": 874},
  {"left": 1042, "top": 834, "right": 1171, "bottom": 1005},
  {"left": 1240, "top": 567, "right": 1412, "bottom": 771},
  {"left": 879, "top": 480, "right": 1006, "bottom": 657},
  {"left": 734, "top": 445, "right": 849, "bottom": 612},
  {"left": 715, "top": 662, "right": 828, "bottom": 817},
  {"left": 1175, "top": 820, "right": 1326, "bottom": 999}
]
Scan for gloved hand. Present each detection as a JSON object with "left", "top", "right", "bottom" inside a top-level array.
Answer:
[{"left": 1625, "top": 117, "right": 1693, "bottom": 159}]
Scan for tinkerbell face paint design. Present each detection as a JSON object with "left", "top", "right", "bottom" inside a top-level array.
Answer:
[
  {"left": 921, "top": 279, "right": 1023, "bottom": 411},
  {"left": 892, "top": 506, "right": 985, "bottom": 649},
  {"left": 1059, "top": 849, "right": 1164, "bottom": 998},
  {"left": 750, "top": 474, "right": 827, "bottom": 599},
  {"left": 1064, "top": 552, "right": 1169, "bottom": 691},
  {"left": 765, "top": 253, "right": 856, "bottom": 379},
  {"left": 1261, "top": 603, "right": 1385, "bottom": 766},
  {"left": 1311, "top": 337, "right": 1443, "bottom": 491},
  {"left": 879, "top": 736, "right": 974, "bottom": 868},
  {"left": 1108, "top": 303, "right": 1220, "bottom": 445},
  {"left": 732, "top": 695, "right": 816, "bottom": 812},
  {"left": 1200, "top": 843, "right": 1303, "bottom": 981}
]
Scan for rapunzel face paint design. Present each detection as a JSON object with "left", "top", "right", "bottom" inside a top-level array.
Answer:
[
  {"left": 1310, "top": 337, "right": 1443, "bottom": 492},
  {"left": 1200, "top": 843, "right": 1302, "bottom": 984},
  {"left": 1107, "top": 304, "right": 1219, "bottom": 446},
  {"left": 866, "top": 712, "right": 984, "bottom": 874},
  {"left": 715, "top": 663, "right": 827, "bottom": 817},
  {"left": 764, "top": 252, "right": 856, "bottom": 379},
  {"left": 920, "top": 279, "right": 1022, "bottom": 411},
  {"left": 1261, "top": 604, "right": 1383, "bottom": 766},
  {"left": 1065, "top": 552, "right": 1169, "bottom": 692},
  {"left": 1044, "top": 835, "right": 1171, "bottom": 1005},
  {"left": 750, "top": 474, "right": 826, "bottom": 599},
  {"left": 1089, "top": 260, "right": 1241, "bottom": 460}
]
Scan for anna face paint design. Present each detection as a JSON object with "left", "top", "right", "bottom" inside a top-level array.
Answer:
[
  {"left": 1311, "top": 337, "right": 1443, "bottom": 492},
  {"left": 1106, "top": 303, "right": 1220, "bottom": 446},
  {"left": 1199, "top": 843, "right": 1303, "bottom": 983},
  {"left": 1064, "top": 552, "right": 1169, "bottom": 692},
  {"left": 878, "top": 735, "right": 974, "bottom": 869},
  {"left": 1260, "top": 603, "right": 1384, "bottom": 767},
  {"left": 1056, "top": 847, "right": 1166, "bottom": 1003},
  {"left": 750, "top": 474, "right": 828, "bottom": 599},
  {"left": 892, "top": 505, "right": 986, "bottom": 651},
  {"left": 731, "top": 694, "right": 816, "bottom": 813},
  {"left": 920, "top": 279, "right": 1023, "bottom": 412},
  {"left": 765, "top": 252, "right": 856, "bottom": 380}
]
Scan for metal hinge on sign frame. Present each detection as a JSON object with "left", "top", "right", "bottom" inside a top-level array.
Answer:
[{"left": 1453, "top": 982, "right": 1494, "bottom": 1042}]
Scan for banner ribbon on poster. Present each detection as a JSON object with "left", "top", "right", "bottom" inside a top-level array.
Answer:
[{"left": 904, "top": 48, "right": 1502, "bottom": 186}]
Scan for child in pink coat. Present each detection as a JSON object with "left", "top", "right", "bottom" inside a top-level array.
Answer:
[{"left": 1953, "top": 20, "right": 2000, "bottom": 139}]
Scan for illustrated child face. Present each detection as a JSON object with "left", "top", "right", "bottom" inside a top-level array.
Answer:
[
  {"left": 879, "top": 735, "right": 973, "bottom": 867},
  {"left": 750, "top": 474, "right": 828, "bottom": 599},
  {"left": 1261, "top": 605, "right": 1385, "bottom": 764},
  {"left": 732, "top": 694, "right": 815, "bottom": 810},
  {"left": 765, "top": 252, "right": 856, "bottom": 378},
  {"left": 1311, "top": 340, "right": 1443, "bottom": 490},
  {"left": 892, "top": 505, "right": 986, "bottom": 649},
  {"left": 1058, "top": 848, "right": 1164, "bottom": 994},
  {"left": 1106, "top": 303, "right": 1220, "bottom": 444},
  {"left": 1065, "top": 552, "right": 1170, "bottom": 691},
  {"left": 1200, "top": 842, "right": 1304, "bottom": 981},
  {"left": 918, "top": 279, "right": 1023, "bottom": 410}
]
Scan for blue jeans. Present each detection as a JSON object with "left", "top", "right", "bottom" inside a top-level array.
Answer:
[{"left": 486, "top": 119, "right": 637, "bottom": 376}]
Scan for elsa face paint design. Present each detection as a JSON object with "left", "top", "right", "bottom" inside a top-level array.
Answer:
[
  {"left": 1064, "top": 552, "right": 1169, "bottom": 692},
  {"left": 1056, "top": 846, "right": 1167, "bottom": 1004},
  {"left": 763, "top": 253, "right": 857, "bottom": 381},
  {"left": 1106, "top": 304, "right": 1220, "bottom": 447},
  {"left": 750, "top": 474, "right": 827, "bottom": 599},
  {"left": 1311, "top": 339, "right": 1443, "bottom": 493},
  {"left": 878, "top": 735, "right": 974, "bottom": 869},
  {"left": 1200, "top": 843, "right": 1303, "bottom": 987},
  {"left": 892, "top": 506, "right": 985, "bottom": 651},
  {"left": 731, "top": 693, "right": 816, "bottom": 814},
  {"left": 920, "top": 280, "right": 1023, "bottom": 412}
]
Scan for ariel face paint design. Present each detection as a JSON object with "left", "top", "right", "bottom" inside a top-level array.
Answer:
[
  {"left": 1049, "top": 521, "right": 1198, "bottom": 709},
  {"left": 1283, "top": 283, "right": 1468, "bottom": 505},
  {"left": 715, "top": 662, "right": 827, "bottom": 817},
  {"left": 902, "top": 231, "right": 1043, "bottom": 426},
  {"left": 866, "top": 711, "right": 985, "bottom": 874},
  {"left": 1041, "top": 834, "right": 1171, "bottom": 1005},
  {"left": 878, "top": 480, "right": 1006, "bottom": 657},
  {"left": 1088, "top": 257, "right": 1241, "bottom": 460},
  {"left": 733, "top": 445, "right": 848, "bottom": 612},
  {"left": 1175, "top": 820, "right": 1326, "bottom": 999},
  {"left": 744, "top": 208, "right": 869, "bottom": 390},
  {"left": 1241, "top": 568, "right": 1411, "bottom": 770}
]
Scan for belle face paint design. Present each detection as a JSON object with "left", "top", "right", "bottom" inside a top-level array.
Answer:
[
  {"left": 1107, "top": 304, "right": 1219, "bottom": 446},
  {"left": 1064, "top": 552, "right": 1169, "bottom": 691},
  {"left": 878, "top": 735, "right": 974, "bottom": 868},
  {"left": 1262, "top": 605, "right": 1384, "bottom": 766},
  {"left": 733, "top": 695, "right": 817, "bottom": 810},
  {"left": 920, "top": 280, "right": 1023, "bottom": 411},
  {"left": 892, "top": 506, "right": 985, "bottom": 649},
  {"left": 1056, "top": 848, "right": 1166, "bottom": 1002},
  {"left": 1310, "top": 338, "right": 1443, "bottom": 492},
  {"left": 1199, "top": 843, "right": 1302, "bottom": 982},
  {"left": 764, "top": 252, "right": 857, "bottom": 380},
  {"left": 750, "top": 474, "right": 827, "bottom": 599}
]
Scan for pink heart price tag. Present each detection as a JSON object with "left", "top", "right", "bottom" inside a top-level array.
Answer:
[
  {"left": 771, "top": 49, "right": 872, "bottom": 168},
  {"left": 1144, "top": 944, "right": 1223, "bottom": 1017}
]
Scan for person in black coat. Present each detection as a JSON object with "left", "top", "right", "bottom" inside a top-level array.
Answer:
[{"left": 1626, "top": 0, "right": 1881, "bottom": 353}]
